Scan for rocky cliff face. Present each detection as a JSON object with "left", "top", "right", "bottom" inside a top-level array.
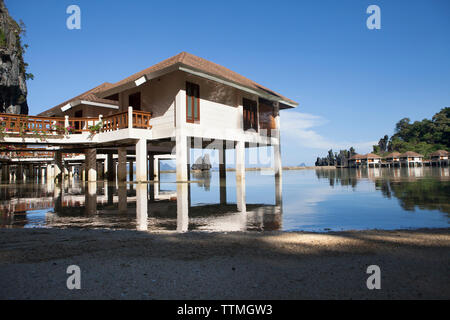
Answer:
[{"left": 0, "top": 0, "right": 28, "bottom": 114}]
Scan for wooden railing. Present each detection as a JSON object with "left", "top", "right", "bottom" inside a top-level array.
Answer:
[
  {"left": 132, "top": 110, "right": 152, "bottom": 129},
  {"left": 68, "top": 118, "right": 98, "bottom": 133},
  {"left": 102, "top": 111, "right": 128, "bottom": 132},
  {"left": 0, "top": 108, "right": 152, "bottom": 137},
  {"left": 0, "top": 114, "right": 61, "bottom": 134}
]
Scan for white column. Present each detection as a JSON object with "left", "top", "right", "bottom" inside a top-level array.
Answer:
[
  {"left": 135, "top": 138, "right": 147, "bottom": 182},
  {"left": 176, "top": 134, "right": 189, "bottom": 182},
  {"left": 128, "top": 107, "right": 133, "bottom": 129},
  {"left": 175, "top": 86, "right": 189, "bottom": 182},
  {"left": 273, "top": 102, "right": 282, "bottom": 178},
  {"left": 153, "top": 157, "right": 159, "bottom": 181},
  {"left": 235, "top": 140, "right": 246, "bottom": 212}
]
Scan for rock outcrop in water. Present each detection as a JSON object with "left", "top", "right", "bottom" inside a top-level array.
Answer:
[
  {"left": 0, "top": 0, "right": 29, "bottom": 114},
  {"left": 191, "top": 154, "right": 212, "bottom": 171}
]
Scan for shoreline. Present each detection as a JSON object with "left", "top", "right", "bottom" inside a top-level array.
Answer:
[{"left": 0, "top": 227, "right": 448, "bottom": 299}]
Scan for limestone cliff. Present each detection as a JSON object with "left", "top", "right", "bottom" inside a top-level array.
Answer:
[{"left": 0, "top": 0, "right": 28, "bottom": 114}]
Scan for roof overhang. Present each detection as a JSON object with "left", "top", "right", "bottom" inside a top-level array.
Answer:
[
  {"left": 98, "top": 63, "right": 299, "bottom": 108},
  {"left": 61, "top": 100, "right": 119, "bottom": 112}
]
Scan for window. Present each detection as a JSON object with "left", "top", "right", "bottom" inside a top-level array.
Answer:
[
  {"left": 243, "top": 98, "right": 258, "bottom": 131},
  {"left": 186, "top": 82, "right": 200, "bottom": 123},
  {"left": 129, "top": 92, "right": 141, "bottom": 110}
]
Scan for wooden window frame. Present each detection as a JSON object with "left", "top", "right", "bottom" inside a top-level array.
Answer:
[{"left": 186, "top": 82, "right": 200, "bottom": 123}]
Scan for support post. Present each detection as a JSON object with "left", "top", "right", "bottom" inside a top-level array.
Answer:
[
  {"left": 235, "top": 140, "right": 246, "bottom": 212},
  {"left": 107, "top": 153, "right": 114, "bottom": 181},
  {"left": 148, "top": 154, "right": 154, "bottom": 181},
  {"left": 85, "top": 149, "right": 97, "bottom": 182},
  {"left": 54, "top": 151, "right": 63, "bottom": 182},
  {"left": 129, "top": 159, "right": 134, "bottom": 182},
  {"left": 219, "top": 140, "right": 227, "bottom": 204},
  {"left": 274, "top": 102, "right": 282, "bottom": 179},
  {"left": 176, "top": 134, "right": 189, "bottom": 182},
  {"left": 118, "top": 147, "right": 127, "bottom": 182},
  {"left": 135, "top": 139, "right": 147, "bottom": 182},
  {"left": 153, "top": 157, "right": 159, "bottom": 181}
]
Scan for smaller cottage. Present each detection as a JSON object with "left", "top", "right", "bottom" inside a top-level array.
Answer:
[
  {"left": 399, "top": 151, "right": 423, "bottom": 167},
  {"left": 430, "top": 150, "right": 449, "bottom": 167}
]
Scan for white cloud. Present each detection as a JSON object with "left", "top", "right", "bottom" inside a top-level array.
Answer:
[{"left": 280, "top": 111, "right": 376, "bottom": 151}]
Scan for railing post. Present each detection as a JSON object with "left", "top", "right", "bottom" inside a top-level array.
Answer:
[
  {"left": 64, "top": 115, "right": 69, "bottom": 128},
  {"left": 99, "top": 114, "right": 103, "bottom": 131},
  {"left": 128, "top": 107, "right": 133, "bottom": 129}
]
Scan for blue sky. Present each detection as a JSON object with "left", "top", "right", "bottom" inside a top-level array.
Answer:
[{"left": 6, "top": 0, "right": 450, "bottom": 165}]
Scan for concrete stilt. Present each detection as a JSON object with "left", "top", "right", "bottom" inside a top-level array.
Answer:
[
  {"left": 219, "top": 141, "right": 227, "bottom": 204},
  {"left": 153, "top": 157, "right": 159, "bottom": 181},
  {"left": 54, "top": 152, "right": 63, "bottom": 182},
  {"left": 107, "top": 153, "right": 114, "bottom": 181},
  {"left": 235, "top": 140, "right": 246, "bottom": 212},
  {"left": 129, "top": 160, "right": 134, "bottom": 182},
  {"left": 117, "top": 147, "right": 127, "bottom": 182},
  {"left": 85, "top": 149, "right": 97, "bottom": 182},
  {"left": 135, "top": 139, "right": 148, "bottom": 182},
  {"left": 176, "top": 134, "right": 189, "bottom": 182},
  {"left": 148, "top": 155, "right": 154, "bottom": 181}
]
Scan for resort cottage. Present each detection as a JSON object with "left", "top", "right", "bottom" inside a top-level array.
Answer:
[
  {"left": 399, "top": 151, "right": 423, "bottom": 167},
  {"left": 430, "top": 150, "right": 449, "bottom": 167},
  {"left": 0, "top": 52, "right": 298, "bottom": 214},
  {"left": 383, "top": 152, "right": 401, "bottom": 167}
]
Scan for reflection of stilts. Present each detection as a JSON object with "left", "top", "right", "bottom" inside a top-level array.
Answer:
[
  {"left": 136, "top": 183, "right": 148, "bottom": 231},
  {"left": 118, "top": 184, "right": 127, "bottom": 214},
  {"left": 85, "top": 182, "right": 97, "bottom": 215},
  {"left": 176, "top": 183, "right": 189, "bottom": 232}
]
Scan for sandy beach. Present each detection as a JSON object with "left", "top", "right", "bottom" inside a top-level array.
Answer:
[{"left": 0, "top": 227, "right": 448, "bottom": 299}]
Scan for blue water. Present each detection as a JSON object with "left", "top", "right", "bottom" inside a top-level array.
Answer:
[{"left": 0, "top": 167, "right": 448, "bottom": 232}]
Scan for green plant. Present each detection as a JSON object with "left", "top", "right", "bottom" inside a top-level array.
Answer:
[{"left": 88, "top": 121, "right": 103, "bottom": 134}]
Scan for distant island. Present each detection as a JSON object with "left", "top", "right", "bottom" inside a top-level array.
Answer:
[{"left": 316, "top": 107, "right": 449, "bottom": 166}]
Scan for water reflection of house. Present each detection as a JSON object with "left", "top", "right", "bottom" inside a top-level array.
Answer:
[
  {"left": 430, "top": 150, "right": 449, "bottom": 167},
  {"left": 399, "top": 151, "right": 423, "bottom": 167}
]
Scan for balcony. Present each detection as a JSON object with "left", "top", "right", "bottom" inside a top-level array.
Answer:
[{"left": 0, "top": 108, "right": 152, "bottom": 144}]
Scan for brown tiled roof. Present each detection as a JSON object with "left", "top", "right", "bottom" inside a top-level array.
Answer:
[
  {"left": 384, "top": 152, "right": 401, "bottom": 158},
  {"left": 400, "top": 151, "right": 423, "bottom": 157},
  {"left": 430, "top": 150, "right": 449, "bottom": 157},
  {"left": 349, "top": 154, "right": 364, "bottom": 160},
  {"left": 99, "top": 52, "right": 298, "bottom": 106},
  {"left": 38, "top": 83, "right": 118, "bottom": 117},
  {"left": 365, "top": 153, "right": 381, "bottom": 159}
]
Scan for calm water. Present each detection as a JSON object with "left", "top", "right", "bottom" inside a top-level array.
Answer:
[{"left": 0, "top": 167, "right": 449, "bottom": 232}]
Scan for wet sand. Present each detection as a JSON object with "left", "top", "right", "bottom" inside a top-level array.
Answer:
[{"left": 0, "top": 228, "right": 449, "bottom": 299}]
